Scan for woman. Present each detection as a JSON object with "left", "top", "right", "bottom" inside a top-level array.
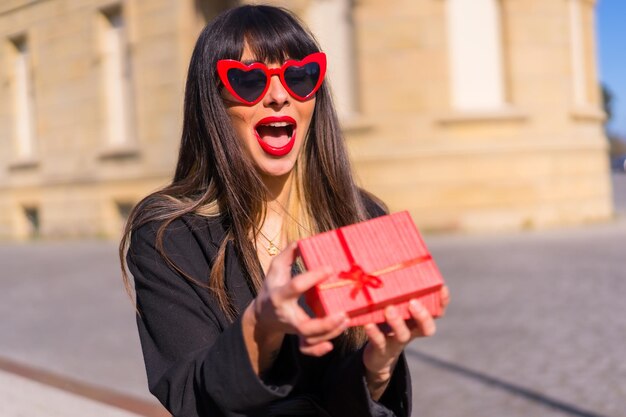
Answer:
[{"left": 120, "top": 5, "right": 449, "bottom": 417}]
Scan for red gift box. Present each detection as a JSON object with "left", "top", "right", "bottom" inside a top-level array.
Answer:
[{"left": 297, "top": 211, "right": 445, "bottom": 326}]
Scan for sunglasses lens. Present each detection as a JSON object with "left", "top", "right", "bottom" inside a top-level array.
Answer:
[
  {"left": 227, "top": 68, "right": 267, "bottom": 103},
  {"left": 284, "top": 62, "right": 321, "bottom": 98}
]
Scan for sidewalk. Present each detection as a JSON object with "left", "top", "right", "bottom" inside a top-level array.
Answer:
[
  {"left": 1, "top": 173, "right": 625, "bottom": 416},
  {"left": 0, "top": 357, "right": 168, "bottom": 417},
  {"left": 0, "top": 369, "right": 145, "bottom": 417}
]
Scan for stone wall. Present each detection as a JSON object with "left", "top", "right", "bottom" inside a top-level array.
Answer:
[{"left": 0, "top": 0, "right": 612, "bottom": 239}]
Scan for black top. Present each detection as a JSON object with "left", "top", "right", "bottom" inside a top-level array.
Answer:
[{"left": 127, "top": 199, "right": 411, "bottom": 417}]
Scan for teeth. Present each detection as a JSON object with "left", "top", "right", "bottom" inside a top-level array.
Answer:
[{"left": 263, "top": 122, "right": 291, "bottom": 127}]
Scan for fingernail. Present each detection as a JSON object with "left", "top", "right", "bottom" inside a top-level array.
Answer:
[
  {"left": 410, "top": 299, "right": 423, "bottom": 312},
  {"left": 386, "top": 305, "right": 398, "bottom": 318},
  {"left": 334, "top": 312, "right": 347, "bottom": 322}
]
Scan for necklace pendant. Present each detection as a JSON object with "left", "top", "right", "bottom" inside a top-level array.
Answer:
[{"left": 267, "top": 242, "right": 279, "bottom": 256}]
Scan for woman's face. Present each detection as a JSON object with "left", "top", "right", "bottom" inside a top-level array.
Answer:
[{"left": 222, "top": 45, "right": 316, "bottom": 179}]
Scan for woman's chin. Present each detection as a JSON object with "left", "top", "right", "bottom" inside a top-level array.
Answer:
[
  {"left": 254, "top": 158, "right": 297, "bottom": 180},
  {"left": 257, "top": 165, "right": 294, "bottom": 180},
  {"left": 251, "top": 146, "right": 300, "bottom": 180}
]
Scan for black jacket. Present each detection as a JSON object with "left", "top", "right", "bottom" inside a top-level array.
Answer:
[{"left": 127, "top": 201, "right": 411, "bottom": 417}]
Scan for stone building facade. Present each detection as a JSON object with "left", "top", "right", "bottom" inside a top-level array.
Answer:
[{"left": 0, "top": 0, "right": 611, "bottom": 239}]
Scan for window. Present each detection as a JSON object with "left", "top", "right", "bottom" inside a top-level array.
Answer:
[
  {"left": 8, "top": 35, "right": 37, "bottom": 160},
  {"left": 446, "top": 0, "right": 506, "bottom": 111},
  {"left": 568, "top": 0, "right": 599, "bottom": 107},
  {"left": 98, "top": 5, "right": 134, "bottom": 147},
  {"left": 23, "top": 206, "right": 40, "bottom": 238},
  {"left": 307, "top": 0, "right": 358, "bottom": 120},
  {"left": 116, "top": 201, "right": 133, "bottom": 224}
]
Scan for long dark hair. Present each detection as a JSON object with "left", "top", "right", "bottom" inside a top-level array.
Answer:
[{"left": 120, "top": 5, "right": 372, "bottom": 350}]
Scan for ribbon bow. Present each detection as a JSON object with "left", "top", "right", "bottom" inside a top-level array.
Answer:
[
  {"left": 315, "top": 227, "right": 433, "bottom": 303},
  {"left": 338, "top": 264, "right": 383, "bottom": 299}
]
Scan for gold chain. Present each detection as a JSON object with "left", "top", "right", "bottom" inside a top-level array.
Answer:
[
  {"left": 256, "top": 201, "right": 314, "bottom": 257},
  {"left": 269, "top": 203, "right": 313, "bottom": 236},
  {"left": 257, "top": 228, "right": 281, "bottom": 256}
]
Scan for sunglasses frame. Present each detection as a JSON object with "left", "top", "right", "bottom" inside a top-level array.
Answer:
[{"left": 217, "top": 52, "right": 327, "bottom": 105}]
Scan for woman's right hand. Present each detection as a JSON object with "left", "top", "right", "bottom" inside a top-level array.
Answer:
[{"left": 246, "top": 242, "right": 350, "bottom": 360}]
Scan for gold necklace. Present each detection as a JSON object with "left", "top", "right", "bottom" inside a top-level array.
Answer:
[
  {"left": 256, "top": 201, "right": 314, "bottom": 256},
  {"left": 258, "top": 228, "right": 281, "bottom": 256},
  {"left": 269, "top": 204, "right": 313, "bottom": 236}
]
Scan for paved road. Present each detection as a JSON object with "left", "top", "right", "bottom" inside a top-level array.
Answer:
[
  {"left": 1, "top": 173, "right": 625, "bottom": 416},
  {"left": 411, "top": 221, "right": 626, "bottom": 417}
]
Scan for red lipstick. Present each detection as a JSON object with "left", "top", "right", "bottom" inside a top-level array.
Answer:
[{"left": 254, "top": 116, "right": 297, "bottom": 157}]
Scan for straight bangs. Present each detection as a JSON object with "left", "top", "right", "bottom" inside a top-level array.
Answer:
[{"left": 216, "top": 6, "right": 320, "bottom": 64}]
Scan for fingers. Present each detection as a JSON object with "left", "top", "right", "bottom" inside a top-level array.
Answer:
[
  {"left": 364, "top": 323, "right": 387, "bottom": 352},
  {"left": 280, "top": 267, "right": 333, "bottom": 299},
  {"left": 384, "top": 305, "right": 412, "bottom": 344},
  {"left": 299, "top": 339, "right": 334, "bottom": 357},
  {"left": 294, "top": 303, "right": 342, "bottom": 357},
  {"left": 368, "top": 302, "right": 436, "bottom": 351},
  {"left": 439, "top": 285, "right": 451, "bottom": 315},
  {"left": 272, "top": 242, "right": 299, "bottom": 266},
  {"left": 408, "top": 300, "right": 436, "bottom": 337},
  {"left": 264, "top": 242, "right": 299, "bottom": 282},
  {"left": 363, "top": 309, "right": 409, "bottom": 376},
  {"left": 298, "top": 313, "right": 349, "bottom": 345}
]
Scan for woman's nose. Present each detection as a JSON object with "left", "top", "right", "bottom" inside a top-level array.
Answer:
[{"left": 263, "top": 74, "right": 289, "bottom": 106}]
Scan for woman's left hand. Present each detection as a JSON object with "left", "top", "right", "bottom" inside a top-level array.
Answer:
[{"left": 362, "top": 285, "right": 450, "bottom": 400}]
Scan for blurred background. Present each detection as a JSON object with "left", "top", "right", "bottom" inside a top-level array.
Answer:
[{"left": 0, "top": 0, "right": 624, "bottom": 416}]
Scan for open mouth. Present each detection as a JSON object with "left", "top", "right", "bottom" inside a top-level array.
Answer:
[{"left": 254, "top": 116, "right": 297, "bottom": 157}]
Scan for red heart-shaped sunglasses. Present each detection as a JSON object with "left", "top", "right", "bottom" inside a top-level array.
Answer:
[{"left": 217, "top": 52, "right": 327, "bottom": 105}]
